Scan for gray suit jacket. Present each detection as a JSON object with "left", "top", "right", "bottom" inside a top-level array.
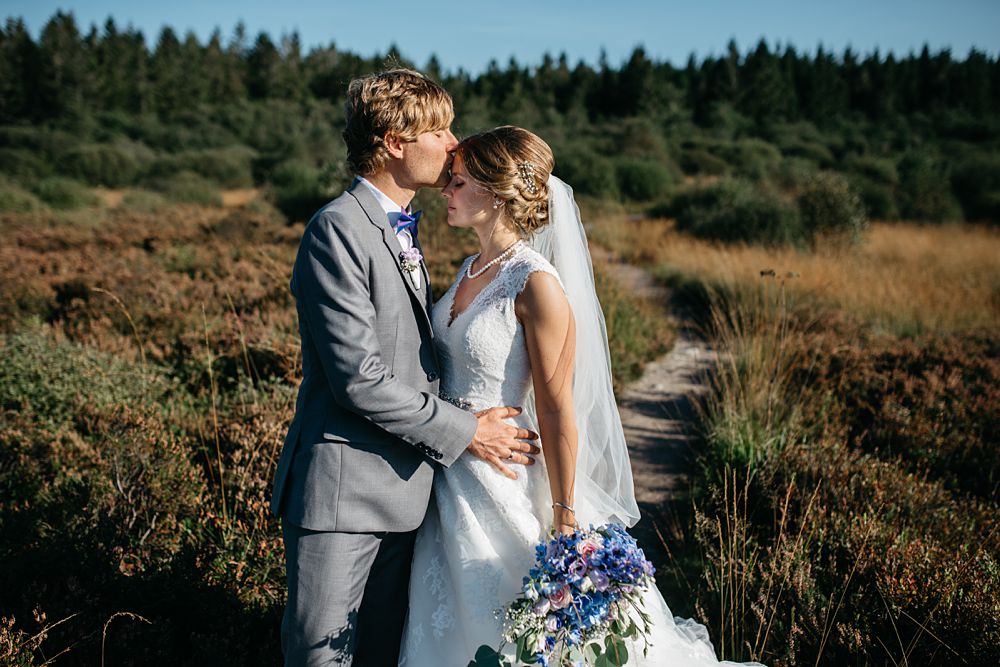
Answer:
[{"left": 270, "top": 181, "right": 478, "bottom": 533}]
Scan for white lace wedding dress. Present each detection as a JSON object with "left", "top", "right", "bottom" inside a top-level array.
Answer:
[{"left": 399, "top": 247, "right": 763, "bottom": 666}]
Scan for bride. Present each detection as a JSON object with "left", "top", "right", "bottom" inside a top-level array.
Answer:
[{"left": 400, "top": 126, "right": 763, "bottom": 666}]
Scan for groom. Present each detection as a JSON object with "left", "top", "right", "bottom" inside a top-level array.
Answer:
[{"left": 270, "top": 69, "right": 541, "bottom": 666}]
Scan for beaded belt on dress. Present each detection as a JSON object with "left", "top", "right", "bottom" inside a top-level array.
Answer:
[{"left": 439, "top": 391, "right": 474, "bottom": 411}]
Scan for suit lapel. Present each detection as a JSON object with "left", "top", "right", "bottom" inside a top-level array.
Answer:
[
  {"left": 413, "top": 234, "right": 434, "bottom": 312},
  {"left": 348, "top": 183, "right": 433, "bottom": 332}
]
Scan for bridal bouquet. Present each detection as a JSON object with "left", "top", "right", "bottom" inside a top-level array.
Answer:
[{"left": 471, "top": 524, "right": 655, "bottom": 667}]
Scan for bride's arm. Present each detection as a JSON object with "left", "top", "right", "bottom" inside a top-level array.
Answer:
[{"left": 516, "top": 271, "right": 578, "bottom": 534}]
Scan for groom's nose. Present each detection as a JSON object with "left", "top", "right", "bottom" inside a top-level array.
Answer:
[{"left": 444, "top": 129, "right": 458, "bottom": 151}]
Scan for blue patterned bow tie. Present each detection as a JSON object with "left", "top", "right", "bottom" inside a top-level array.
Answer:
[{"left": 395, "top": 209, "right": 422, "bottom": 238}]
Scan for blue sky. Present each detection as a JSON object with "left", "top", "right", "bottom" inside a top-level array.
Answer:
[{"left": 5, "top": 1, "right": 999, "bottom": 73}]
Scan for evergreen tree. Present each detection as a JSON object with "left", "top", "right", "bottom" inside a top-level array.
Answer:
[
  {"left": 247, "top": 32, "right": 280, "bottom": 99},
  {"left": 37, "top": 11, "right": 88, "bottom": 119},
  {"left": 150, "top": 26, "right": 184, "bottom": 114},
  {"left": 0, "top": 18, "right": 41, "bottom": 121},
  {"left": 738, "top": 39, "right": 793, "bottom": 123}
]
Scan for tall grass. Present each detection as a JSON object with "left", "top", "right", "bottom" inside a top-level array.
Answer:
[
  {"left": 590, "top": 217, "right": 1000, "bottom": 335},
  {"left": 699, "top": 277, "right": 808, "bottom": 476},
  {"left": 590, "top": 215, "right": 1000, "bottom": 664}
]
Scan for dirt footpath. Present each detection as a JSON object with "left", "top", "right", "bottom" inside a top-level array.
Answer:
[{"left": 594, "top": 247, "right": 717, "bottom": 569}]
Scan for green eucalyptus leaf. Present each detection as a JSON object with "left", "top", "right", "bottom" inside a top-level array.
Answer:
[
  {"left": 586, "top": 642, "right": 603, "bottom": 660},
  {"left": 473, "top": 645, "right": 503, "bottom": 667}
]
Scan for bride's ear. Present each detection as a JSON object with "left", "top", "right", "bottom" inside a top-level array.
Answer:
[{"left": 384, "top": 132, "right": 405, "bottom": 159}]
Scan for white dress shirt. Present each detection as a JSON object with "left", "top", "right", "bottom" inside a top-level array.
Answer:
[{"left": 356, "top": 177, "right": 421, "bottom": 289}]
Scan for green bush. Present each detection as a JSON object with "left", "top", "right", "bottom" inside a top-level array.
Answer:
[
  {"left": 781, "top": 140, "right": 835, "bottom": 166},
  {"left": 0, "top": 179, "right": 46, "bottom": 213},
  {"left": 951, "top": 154, "right": 1000, "bottom": 223},
  {"left": 711, "top": 138, "right": 782, "bottom": 180},
  {"left": 119, "top": 188, "right": 170, "bottom": 212},
  {"left": 678, "top": 147, "right": 729, "bottom": 176},
  {"left": 673, "top": 179, "right": 804, "bottom": 246},
  {"left": 849, "top": 174, "right": 899, "bottom": 220},
  {"left": 897, "top": 152, "right": 963, "bottom": 222},
  {"left": 0, "top": 328, "right": 165, "bottom": 428},
  {"left": 844, "top": 154, "right": 899, "bottom": 185},
  {"left": 773, "top": 157, "right": 820, "bottom": 190},
  {"left": 149, "top": 171, "right": 223, "bottom": 206},
  {"left": 614, "top": 158, "right": 676, "bottom": 201},
  {"left": 62, "top": 140, "right": 156, "bottom": 187},
  {"left": 616, "top": 117, "right": 670, "bottom": 161},
  {"left": 0, "top": 147, "right": 51, "bottom": 181},
  {"left": 269, "top": 160, "right": 333, "bottom": 222},
  {"left": 796, "top": 171, "right": 867, "bottom": 246},
  {"left": 31, "top": 177, "right": 99, "bottom": 210},
  {"left": 149, "top": 146, "right": 257, "bottom": 188},
  {"left": 551, "top": 144, "right": 619, "bottom": 200}
]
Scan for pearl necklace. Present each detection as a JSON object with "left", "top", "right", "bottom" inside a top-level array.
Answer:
[{"left": 466, "top": 240, "right": 524, "bottom": 279}]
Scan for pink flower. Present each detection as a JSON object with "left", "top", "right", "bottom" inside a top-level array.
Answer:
[
  {"left": 547, "top": 585, "right": 572, "bottom": 610},
  {"left": 576, "top": 537, "right": 602, "bottom": 558}
]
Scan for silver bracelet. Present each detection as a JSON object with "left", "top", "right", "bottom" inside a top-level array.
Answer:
[{"left": 552, "top": 501, "right": 575, "bottom": 515}]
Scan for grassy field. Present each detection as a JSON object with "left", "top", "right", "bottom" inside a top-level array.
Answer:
[
  {"left": 0, "top": 196, "right": 672, "bottom": 665},
  {"left": 589, "top": 216, "right": 1000, "bottom": 665}
]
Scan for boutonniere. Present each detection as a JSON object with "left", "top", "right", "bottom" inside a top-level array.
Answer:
[{"left": 399, "top": 247, "right": 423, "bottom": 273}]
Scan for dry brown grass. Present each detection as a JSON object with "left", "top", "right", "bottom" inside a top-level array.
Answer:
[{"left": 590, "top": 217, "right": 1000, "bottom": 335}]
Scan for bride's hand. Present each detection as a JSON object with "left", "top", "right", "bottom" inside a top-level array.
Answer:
[{"left": 468, "top": 406, "right": 541, "bottom": 480}]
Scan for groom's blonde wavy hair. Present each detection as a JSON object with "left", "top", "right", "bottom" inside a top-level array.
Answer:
[{"left": 343, "top": 68, "right": 455, "bottom": 176}]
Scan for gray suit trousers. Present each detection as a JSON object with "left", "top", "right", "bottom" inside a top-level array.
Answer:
[{"left": 281, "top": 522, "right": 416, "bottom": 666}]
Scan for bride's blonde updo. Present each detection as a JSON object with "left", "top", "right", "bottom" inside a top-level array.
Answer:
[{"left": 456, "top": 126, "right": 555, "bottom": 237}]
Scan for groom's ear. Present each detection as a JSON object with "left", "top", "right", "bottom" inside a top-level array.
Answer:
[{"left": 383, "top": 132, "right": 405, "bottom": 159}]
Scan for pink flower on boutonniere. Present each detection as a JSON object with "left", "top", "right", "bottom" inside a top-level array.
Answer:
[{"left": 399, "top": 247, "right": 423, "bottom": 273}]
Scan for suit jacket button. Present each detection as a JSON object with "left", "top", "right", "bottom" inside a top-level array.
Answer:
[{"left": 427, "top": 371, "right": 438, "bottom": 382}]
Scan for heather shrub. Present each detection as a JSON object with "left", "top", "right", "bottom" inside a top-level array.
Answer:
[
  {"left": 690, "top": 296, "right": 1000, "bottom": 665},
  {"left": 673, "top": 179, "right": 804, "bottom": 246},
  {"left": 796, "top": 333, "right": 1000, "bottom": 501},
  {"left": 0, "top": 328, "right": 167, "bottom": 428}
]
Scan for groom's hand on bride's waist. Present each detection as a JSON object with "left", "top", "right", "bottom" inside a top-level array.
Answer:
[{"left": 467, "top": 406, "right": 540, "bottom": 480}]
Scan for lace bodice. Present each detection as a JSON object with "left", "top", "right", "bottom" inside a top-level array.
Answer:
[{"left": 431, "top": 246, "right": 563, "bottom": 414}]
